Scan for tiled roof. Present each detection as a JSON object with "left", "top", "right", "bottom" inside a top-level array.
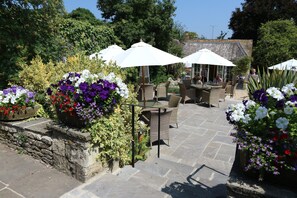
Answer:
[{"left": 182, "top": 39, "right": 253, "bottom": 61}]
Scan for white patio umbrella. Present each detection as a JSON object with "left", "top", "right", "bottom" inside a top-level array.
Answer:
[
  {"left": 268, "top": 58, "right": 297, "bottom": 71},
  {"left": 182, "top": 48, "right": 235, "bottom": 66},
  {"left": 89, "top": 44, "right": 124, "bottom": 62},
  {"left": 182, "top": 48, "right": 235, "bottom": 83},
  {"left": 113, "top": 40, "right": 182, "bottom": 104}
]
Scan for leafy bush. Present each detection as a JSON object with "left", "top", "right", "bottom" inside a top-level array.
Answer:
[
  {"left": 248, "top": 69, "right": 297, "bottom": 98},
  {"left": 18, "top": 54, "right": 150, "bottom": 166}
]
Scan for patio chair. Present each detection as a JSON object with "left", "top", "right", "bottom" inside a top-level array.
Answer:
[
  {"left": 201, "top": 86, "right": 222, "bottom": 107},
  {"left": 155, "top": 81, "right": 170, "bottom": 101},
  {"left": 178, "top": 82, "right": 196, "bottom": 104},
  {"left": 182, "top": 79, "right": 192, "bottom": 89},
  {"left": 140, "top": 108, "right": 172, "bottom": 146},
  {"left": 137, "top": 84, "right": 155, "bottom": 101},
  {"left": 166, "top": 95, "right": 182, "bottom": 128}
]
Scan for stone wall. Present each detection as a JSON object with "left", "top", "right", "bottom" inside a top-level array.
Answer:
[{"left": 0, "top": 118, "right": 110, "bottom": 182}]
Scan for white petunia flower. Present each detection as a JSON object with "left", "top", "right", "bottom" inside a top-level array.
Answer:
[
  {"left": 242, "top": 114, "right": 252, "bottom": 124},
  {"left": 276, "top": 117, "right": 289, "bottom": 130},
  {"left": 255, "top": 106, "right": 268, "bottom": 120},
  {"left": 266, "top": 87, "right": 284, "bottom": 101},
  {"left": 63, "top": 73, "right": 69, "bottom": 79},
  {"left": 285, "top": 101, "right": 297, "bottom": 106},
  {"left": 230, "top": 109, "right": 245, "bottom": 122},
  {"left": 245, "top": 100, "right": 256, "bottom": 109},
  {"left": 284, "top": 106, "right": 294, "bottom": 115},
  {"left": 282, "top": 83, "right": 295, "bottom": 95}
]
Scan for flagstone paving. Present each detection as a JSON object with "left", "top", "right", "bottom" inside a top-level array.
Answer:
[{"left": 1, "top": 93, "right": 244, "bottom": 198}]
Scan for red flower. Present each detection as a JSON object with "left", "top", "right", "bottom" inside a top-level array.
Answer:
[
  {"left": 280, "top": 133, "right": 288, "bottom": 140},
  {"left": 272, "top": 136, "right": 278, "bottom": 141},
  {"left": 284, "top": 149, "right": 291, "bottom": 155}
]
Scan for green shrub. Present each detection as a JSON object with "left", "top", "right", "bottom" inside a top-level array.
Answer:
[
  {"left": 18, "top": 54, "right": 150, "bottom": 166},
  {"left": 248, "top": 69, "right": 297, "bottom": 99}
]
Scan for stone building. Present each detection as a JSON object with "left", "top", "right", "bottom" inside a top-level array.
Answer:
[{"left": 182, "top": 39, "right": 253, "bottom": 82}]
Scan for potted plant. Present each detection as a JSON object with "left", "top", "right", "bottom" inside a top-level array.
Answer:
[
  {"left": 0, "top": 85, "right": 39, "bottom": 121},
  {"left": 226, "top": 83, "right": 297, "bottom": 186},
  {"left": 47, "top": 69, "right": 129, "bottom": 128}
]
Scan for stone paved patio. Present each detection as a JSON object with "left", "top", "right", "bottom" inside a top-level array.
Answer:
[{"left": 0, "top": 92, "right": 245, "bottom": 198}]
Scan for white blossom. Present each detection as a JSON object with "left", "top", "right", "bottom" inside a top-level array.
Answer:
[
  {"left": 245, "top": 100, "right": 256, "bottom": 109},
  {"left": 281, "top": 83, "right": 295, "bottom": 96},
  {"left": 276, "top": 117, "right": 289, "bottom": 130},
  {"left": 242, "top": 114, "right": 252, "bottom": 124},
  {"left": 230, "top": 109, "right": 245, "bottom": 122},
  {"left": 266, "top": 87, "right": 284, "bottom": 101}
]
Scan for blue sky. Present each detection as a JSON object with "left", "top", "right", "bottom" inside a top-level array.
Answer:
[{"left": 64, "top": 0, "right": 244, "bottom": 39}]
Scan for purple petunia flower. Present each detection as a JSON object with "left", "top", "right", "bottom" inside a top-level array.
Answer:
[
  {"left": 253, "top": 89, "right": 268, "bottom": 105},
  {"left": 79, "top": 82, "right": 89, "bottom": 92}
]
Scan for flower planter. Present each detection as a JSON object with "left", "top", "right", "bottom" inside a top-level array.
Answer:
[
  {"left": 0, "top": 105, "right": 39, "bottom": 121},
  {"left": 56, "top": 109, "right": 86, "bottom": 128},
  {"left": 237, "top": 148, "right": 297, "bottom": 189}
]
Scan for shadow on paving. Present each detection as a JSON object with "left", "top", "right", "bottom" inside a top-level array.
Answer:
[{"left": 162, "top": 164, "right": 228, "bottom": 198}]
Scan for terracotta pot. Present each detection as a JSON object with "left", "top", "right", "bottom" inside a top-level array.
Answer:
[
  {"left": 0, "top": 105, "right": 39, "bottom": 121},
  {"left": 56, "top": 109, "right": 86, "bottom": 128}
]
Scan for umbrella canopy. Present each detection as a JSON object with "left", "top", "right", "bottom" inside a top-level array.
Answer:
[
  {"left": 89, "top": 44, "right": 124, "bottom": 62},
  {"left": 113, "top": 41, "right": 182, "bottom": 68},
  {"left": 113, "top": 40, "right": 182, "bottom": 105},
  {"left": 182, "top": 48, "right": 235, "bottom": 66},
  {"left": 268, "top": 59, "right": 297, "bottom": 70}
]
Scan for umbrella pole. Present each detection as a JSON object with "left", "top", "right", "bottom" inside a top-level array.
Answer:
[{"left": 142, "top": 66, "right": 146, "bottom": 107}]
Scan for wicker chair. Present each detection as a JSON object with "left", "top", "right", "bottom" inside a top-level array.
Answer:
[
  {"left": 155, "top": 81, "right": 170, "bottom": 101},
  {"left": 163, "top": 95, "right": 182, "bottom": 128},
  {"left": 225, "top": 83, "right": 238, "bottom": 98},
  {"left": 137, "top": 84, "right": 155, "bottom": 101},
  {"left": 201, "top": 86, "right": 222, "bottom": 107},
  {"left": 140, "top": 108, "right": 172, "bottom": 146},
  {"left": 178, "top": 82, "right": 196, "bottom": 104}
]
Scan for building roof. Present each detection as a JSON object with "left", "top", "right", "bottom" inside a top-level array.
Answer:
[{"left": 182, "top": 39, "right": 253, "bottom": 61}]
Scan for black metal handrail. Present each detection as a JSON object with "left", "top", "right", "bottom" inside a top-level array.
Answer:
[{"left": 124, "top": 102, "right": 166, "bottom": 167}]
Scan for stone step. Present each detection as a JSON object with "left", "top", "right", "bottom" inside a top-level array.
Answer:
[
  {"left": 115, "top": 165, "right": 168, "bottom": 191},
  {"left": 82, "top": 173, "right": 168, "bottom": 198},
  {"left": 134, "top": 160, "right": 171, "bottom": 177}
]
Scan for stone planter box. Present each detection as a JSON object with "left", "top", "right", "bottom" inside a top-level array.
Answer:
[
  {"left": 0, "top": 105, "right": 39, "bottom": 121},
  {"left": 0, "top": 118, "right": 119, "bottom": 182}
]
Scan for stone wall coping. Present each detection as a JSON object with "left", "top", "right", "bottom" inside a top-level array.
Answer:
[{"left": 47, "top": 122, "right": 91, "bottom": 142}]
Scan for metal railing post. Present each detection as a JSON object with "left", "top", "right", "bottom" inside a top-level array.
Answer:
[
  {"left": 158, "top": 107, "right": 161, "bottom": 158},
  {"left": 131, "top": 104, "right": 135, "bottom": 167}
]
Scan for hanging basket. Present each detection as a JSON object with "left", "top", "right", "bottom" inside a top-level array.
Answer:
[{"left": 0, "top": 105, "right": 40, "bottom": 121}]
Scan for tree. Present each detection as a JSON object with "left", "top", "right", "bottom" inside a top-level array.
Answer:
[
  {"left": 59, "top": 18, "right": 121, "bottom": 56},
  {"left": 97, "top": 0, "right": 176, "bottom": 51},
  {"left": 229, "top": 0, "right": 297, "bottom": 42},
  {"left": 0, "top": 0, "right": 65, "bottom": 88},
  {"left": 68, "top": 8, "right": 103, "bottom": 25},
  {"left": 253, "top": 20, "right": 297, "bottom": 70}
]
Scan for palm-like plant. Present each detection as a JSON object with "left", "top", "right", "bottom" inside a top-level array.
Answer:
[{"left": 248, "top": 68, "right": 297, "bottom": 99}]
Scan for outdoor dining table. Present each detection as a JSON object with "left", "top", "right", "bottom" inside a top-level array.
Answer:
[{"left": 190, "top": 84, "right": 211, "bottom": 102}]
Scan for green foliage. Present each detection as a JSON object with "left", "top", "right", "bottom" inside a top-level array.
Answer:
[
  {"left": 68, "top": 8, "right": 103, "bottom": 25},
  {"left": 88, "top": 91, "right": 150, "bottom": 166},
  {"left": 0, "top": 0, "right": 66, "bottom": 88},
  {"left": 229, "top": 0, "right": 297, "bottom": 42},
  {"left": 253, "top": 20, "right": 297, "bottom": 70},
  {"left": 151, "top": 67, "right": 172, "bottom": 85},
  {"left": 232, "top": 56, "right": 252, "bottom": 77},
  {"left": 59, "top": 18, "right": 120, "bottom": 56},
  {"left": 248, "top": 69, "right": 297, "bottom": 99},
  {"left": 97, "top": 0, "right": 176, "bottom": 51}
]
